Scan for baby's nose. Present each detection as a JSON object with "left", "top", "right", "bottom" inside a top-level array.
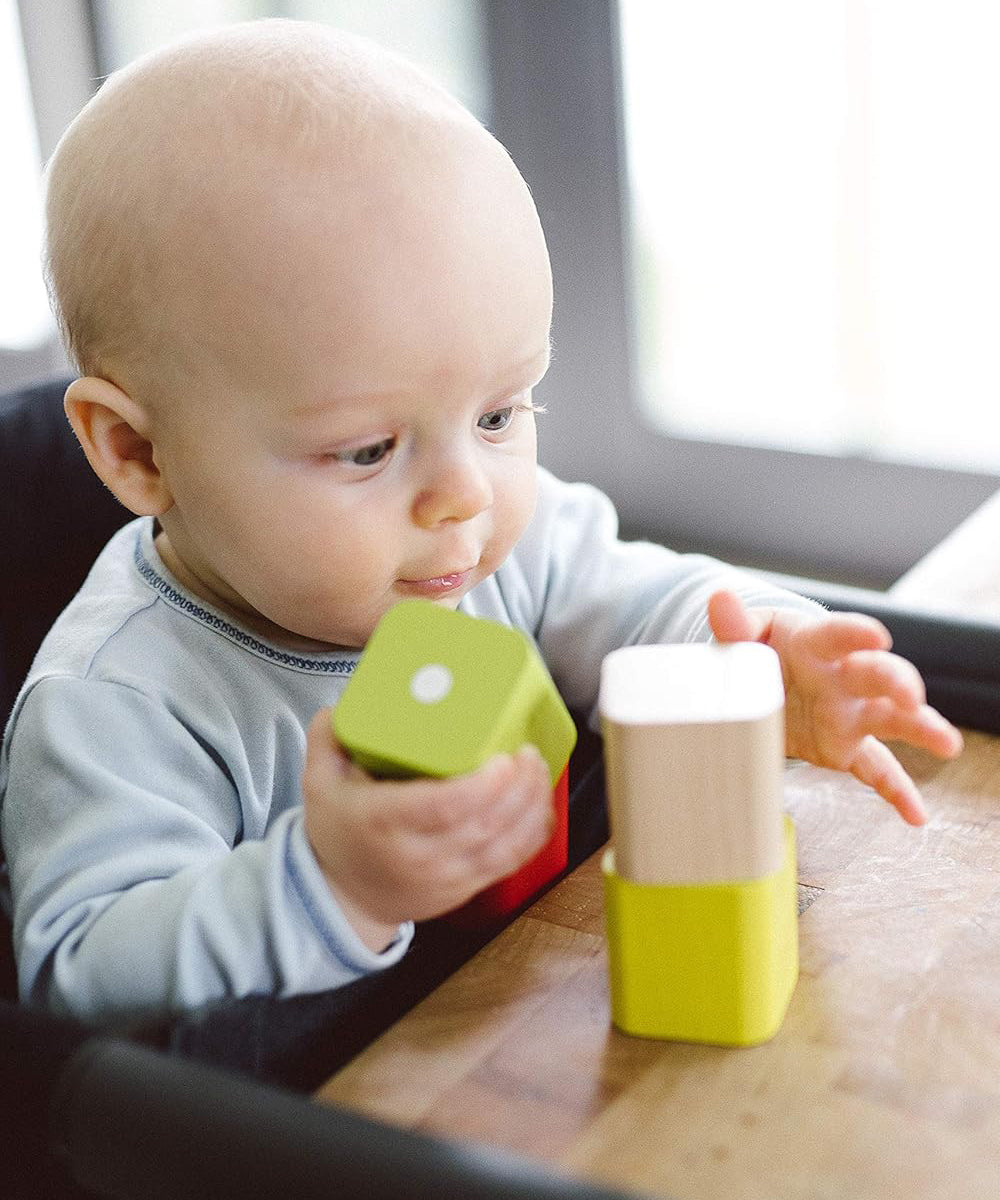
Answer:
[{"left": 411, "top": 456, "right": 493, "bottom": 528}]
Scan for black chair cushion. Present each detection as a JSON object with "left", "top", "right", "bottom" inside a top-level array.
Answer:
[
  {"left": 0, "top": 376, "right": 131, "bottom": 726},
  {"left": 1, "top": 376, "right": 130, "bottom": 1003}
]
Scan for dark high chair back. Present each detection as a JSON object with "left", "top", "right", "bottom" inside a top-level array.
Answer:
[
  {"left": 1, "top": 376, "right": 130, "bottom": 725},
  {"left": 0, "top": 376, "right": 131, "bottom": 1001}
]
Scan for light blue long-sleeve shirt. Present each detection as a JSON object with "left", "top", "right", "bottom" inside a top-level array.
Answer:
[{"left": 0, "top": 466, "right": 819, "bottom": 1023}]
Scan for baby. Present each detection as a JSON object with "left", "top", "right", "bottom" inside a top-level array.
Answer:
[{"left": 0, "top": 21, "right": 961, "bottom": 1022}]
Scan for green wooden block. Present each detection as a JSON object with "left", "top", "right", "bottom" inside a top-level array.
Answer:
[{"left": 332, "top": 599, "right": 576, "bottom": 783}]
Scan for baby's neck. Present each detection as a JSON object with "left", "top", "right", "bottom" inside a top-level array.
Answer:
[{"left": 153, "top": 529, "right": 352, "bottom": 655}]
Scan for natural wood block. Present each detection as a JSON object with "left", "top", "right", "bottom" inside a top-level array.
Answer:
[{"left": 599, "top": 643, "right": 786, "bottom": 884}]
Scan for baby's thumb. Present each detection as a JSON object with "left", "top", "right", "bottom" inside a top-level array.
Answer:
[
  {"left": 305, "top": 707, "right": 360, "bottom": 785},
  {"left": 707, "top": 589, "right": 763, "bottom": 643}
]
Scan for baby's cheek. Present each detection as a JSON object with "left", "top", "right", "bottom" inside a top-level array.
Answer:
[{"left": 505, "top": 468, "right": 538, "bottom": 545}]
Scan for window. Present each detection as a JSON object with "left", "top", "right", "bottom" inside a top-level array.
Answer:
[
  {"left": 619, "top": 0, "right": 1000, "bottom": 474},
  {"left": 12, "top": 0, "right": 997, "bottom": 585},
  {"left": 0, "top": 0, "right": 54, "bottom": 352},
  {"left": 485, "top": 0, "right": 999, "bottom": 585},
  {"left": 91, "top": 0, "right": 489, "bottom": 122}
]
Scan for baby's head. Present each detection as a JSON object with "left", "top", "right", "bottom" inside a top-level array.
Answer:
[{"left": 45, "top": 20, "right": 552, "bottom": 650}]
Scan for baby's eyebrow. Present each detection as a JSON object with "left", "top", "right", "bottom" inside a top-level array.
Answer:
[
  {"left": 288, "top": 390, "right": 405, "bottom": 419},
  {"left": 288, "top": 344, "right": 552, "bottom": 419}
]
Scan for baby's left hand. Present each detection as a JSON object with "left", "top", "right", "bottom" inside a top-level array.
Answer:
[{"left": 708, "top": 589, "right": 964, "bottom": 825}]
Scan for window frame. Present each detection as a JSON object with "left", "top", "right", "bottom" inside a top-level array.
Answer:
[{"left": 6, "top": 0, "right": 98, "bottom": 389}]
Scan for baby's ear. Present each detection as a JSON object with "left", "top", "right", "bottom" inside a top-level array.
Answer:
[{"left": 64, "top": 376, "right": 173, "bottom": 516}]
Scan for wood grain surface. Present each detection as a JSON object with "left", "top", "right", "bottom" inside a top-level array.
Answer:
[{"left": 317, "top": 496, "right": 1000, "bottom": 1199}]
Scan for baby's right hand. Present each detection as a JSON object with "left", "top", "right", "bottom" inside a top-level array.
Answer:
[{"left": 301, "top": 709, "right": 555, "bottom": 951}]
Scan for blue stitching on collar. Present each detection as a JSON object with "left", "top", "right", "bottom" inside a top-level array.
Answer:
[{"left": 133, "top": 538, "right": 357, "bottom": 676}]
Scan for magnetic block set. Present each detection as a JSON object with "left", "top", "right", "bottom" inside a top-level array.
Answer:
[{"left": 334, "top": 600, "right": 799, "bottom": 1045}]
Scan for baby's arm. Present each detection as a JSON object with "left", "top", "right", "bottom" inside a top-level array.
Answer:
[
  {"left": 301, "top": 711, "right": 554, "bottom": 951},
  {"left": 2, "top": 678, "right": 419, "bottom": 1020},
  {"left": 708, "top": 589, "right": 964, "bottom": 823},
  {"left": 489, "top": 470, "right": 961, "bottom": 823},
  {"left": 484, "top": 469, "right": 828, "bottom": 714}
]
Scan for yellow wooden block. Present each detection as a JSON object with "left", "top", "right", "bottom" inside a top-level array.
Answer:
[{"left": 602, "top": 817, "right": 799, "bottom": 1046}]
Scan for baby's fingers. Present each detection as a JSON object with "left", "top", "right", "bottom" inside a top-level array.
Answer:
[
  {"left": 849, "top": 736, "right": 927, "bottom": 826},
  {"left": 850, "top": 699, "right": 964, "bottom": 760},
  {"left": 839, "top": 651, "right": 926, "bottom": 708},
  {"left": 460, "top": 747, "right": 554, "bottom": 878},
  {"left": 801, "top": 613, "right": 891, "bottom": 661},
  {"left": 462, "top": 747, "right": 550, "bottom": 842}
]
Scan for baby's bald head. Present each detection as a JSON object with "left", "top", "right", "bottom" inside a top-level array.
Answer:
[{"left": 44, "top": 20, "right": 525, "bottom": 404}]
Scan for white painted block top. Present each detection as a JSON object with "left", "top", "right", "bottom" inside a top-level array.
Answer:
[{"left": 599, "top": 643, "right": 785, "bottom": 726}]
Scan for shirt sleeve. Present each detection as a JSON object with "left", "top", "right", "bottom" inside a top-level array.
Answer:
[
  {"left": 1, "top": 675, "right": 413, "bottom": 1023},
  {"left": 504, "top": 468, "right": 825, "bottom": 716}
]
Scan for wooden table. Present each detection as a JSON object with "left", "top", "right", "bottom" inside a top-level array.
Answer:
[{"left": 317, "top": 496, "right": 1000, "bottom": 1200}]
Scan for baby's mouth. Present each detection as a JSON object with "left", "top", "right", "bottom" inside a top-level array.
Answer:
[{"left": 397, "top": 565, "right": 476, "bottom": 598}]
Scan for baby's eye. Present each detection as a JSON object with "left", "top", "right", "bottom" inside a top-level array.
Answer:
[
  {"left": 335, "top": 436, "right": 396, "bottom": 467},
  {"left": 478, "top": 407, "right": 514, "bottom": 434}
]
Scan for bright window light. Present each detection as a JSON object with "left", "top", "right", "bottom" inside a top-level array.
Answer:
[
  {"left": 620, "top": 1, "right": 1000, "bottom": 472},
  {"left": 94, "top": 0, "right": 488, "bottom": 121},
  {"left": 0, "top": 0, "right": 54, "bottom": 350}
]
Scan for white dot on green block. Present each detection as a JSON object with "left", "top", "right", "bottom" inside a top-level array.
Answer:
[{"left": 409, "top": 664, "right": 453, "bottom": 704}]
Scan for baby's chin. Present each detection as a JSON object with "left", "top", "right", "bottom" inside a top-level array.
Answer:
[{"left": 273, "top": 581, "right": 480, "bottom": 652}]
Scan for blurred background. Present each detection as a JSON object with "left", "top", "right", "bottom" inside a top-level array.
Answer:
[{"left": 6, "top": 0, "right": 999, "bottom": 585}]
